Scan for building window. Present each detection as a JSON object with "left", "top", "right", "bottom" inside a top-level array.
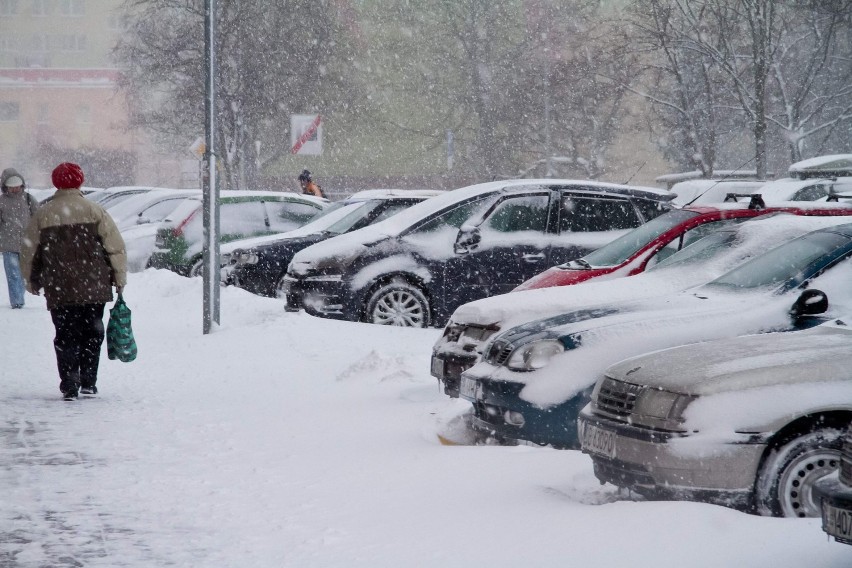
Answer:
[
  {"left": 0, "top": 102, "right": 20, "bottom": 122},
  {"left": 32, "top": 0, "right": 50, "bottom": 16},
  {"left": 0, "top": 35, "right": 18, "bottom": 52},
  {"left": 76, "top": 104, "right": 91, "bottom": 125},
  {"left": 59, "top": 0, "right": 83, "bottom": 16},
  {"left": 0, "top": 0, "right": 20, "bottom": 16},
  {"left": 45, "top": 34, "right": 85, "bottom": 51},
  {"left": 37, "top": 103, "right": 49, "bottom": 125}
]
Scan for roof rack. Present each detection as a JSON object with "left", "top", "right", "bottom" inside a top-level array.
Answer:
[
  {"left": 724, "top": 193, "right": 765, "bottom": 210},
  {"left": 827, "top": 187, "right": 852, "bottom": 202}
]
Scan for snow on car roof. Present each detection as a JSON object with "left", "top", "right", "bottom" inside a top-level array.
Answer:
[
  {"left": 789, "top": 154, "right": 852, "bottom": 177},
  {"left": 347, "top": 189, "right": 445, "bottom": 199}
]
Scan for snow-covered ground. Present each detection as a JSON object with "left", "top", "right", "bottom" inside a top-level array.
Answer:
[{"left": 0, "top": 270, "right": 848, "bottom": 567}]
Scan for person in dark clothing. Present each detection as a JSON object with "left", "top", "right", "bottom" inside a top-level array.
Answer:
[
  {"left": 298, "top": 169, "right": 326, "bottom": 198},
  {"left": 0, "top": 168, "right": 38, "bottom": 308},
  {"left": 20, "top": 163, "right": 127, "bottom": 400}
]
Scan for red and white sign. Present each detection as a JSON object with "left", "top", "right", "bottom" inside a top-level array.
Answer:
[{"left": 290, "top": 114, "right": 323, "bottom": 155}]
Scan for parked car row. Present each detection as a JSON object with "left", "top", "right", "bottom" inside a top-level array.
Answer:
[{"left": 125, "top": 155, "right": 852, "bottom": 528}]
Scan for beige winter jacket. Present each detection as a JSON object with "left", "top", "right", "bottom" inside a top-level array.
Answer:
[{"left": 20, "top": 189, "right": 127, "bottom": 310}]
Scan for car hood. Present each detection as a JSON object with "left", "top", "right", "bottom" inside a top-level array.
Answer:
[
  {"left": 606, "top": 321, "right": 852, "bottom": 396},
  {"left": 468, "top": 287, "right": 799, "bottom": 408}
]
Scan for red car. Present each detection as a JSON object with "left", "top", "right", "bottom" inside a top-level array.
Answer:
[{"left": 516, "top": 199, "right": 852, "bottom": 291}]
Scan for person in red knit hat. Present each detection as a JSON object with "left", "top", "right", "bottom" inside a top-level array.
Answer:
[{"left": 20, "top": 163, "right": 128, "bottom": 400}]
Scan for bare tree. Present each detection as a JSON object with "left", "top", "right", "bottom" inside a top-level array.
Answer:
[{"left": 114, "top": 0, "right": 357, "bottom": 189}]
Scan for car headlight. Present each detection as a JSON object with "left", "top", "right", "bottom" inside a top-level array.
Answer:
[
  {"left": 633, "top": 388, "right": 693, "bottom": 422},
  {"left": 235, "top": 251, "right": 259, "bottom": 266},
  {"left": 506, "top": 340, "right": 564, "bottom": 371}
]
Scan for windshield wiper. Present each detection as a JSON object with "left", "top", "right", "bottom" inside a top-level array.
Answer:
[{"left": 572, "top": 258, "right": 592, "bottom": 270}]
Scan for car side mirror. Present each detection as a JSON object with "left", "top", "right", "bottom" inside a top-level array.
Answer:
[
  {"left": 790, "top": 289, "right": 828, "bottom": 319},
  {"left": 136, "top": 216, "right": 151, "bottom": 225},
  {"left": 454, "top": 225, "right": 481, "bottom": 254}
]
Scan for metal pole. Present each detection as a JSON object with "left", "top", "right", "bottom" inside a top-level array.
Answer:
[
  {"left": 203, "top": 0, "right": 220, "bottom": 334},
  {"left": 544, "top": 43, "right": 552, "bottom": 178}
]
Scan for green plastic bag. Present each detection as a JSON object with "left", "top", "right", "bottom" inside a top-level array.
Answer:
[{"left": 107, "top": 293, "right": 137, "bottom": 362}]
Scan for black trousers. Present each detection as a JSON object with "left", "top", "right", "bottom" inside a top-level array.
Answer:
[{"left": 50, "top": 304, "right": 106, "bottom": 393}]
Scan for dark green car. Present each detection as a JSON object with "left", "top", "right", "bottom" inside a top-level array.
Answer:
[{"left": 147, "top": 191, "right": 329, "bottom": 276}]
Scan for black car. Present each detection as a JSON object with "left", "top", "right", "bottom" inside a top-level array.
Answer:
[
  {"left": 815, "top": 427, "right": 852, "bottom": 544},
  {"left": 224, "top": 190, "right": 443, "bottom": 297},
  {"left": 283, "top": 179, "right": 674, "bottom": 327}
]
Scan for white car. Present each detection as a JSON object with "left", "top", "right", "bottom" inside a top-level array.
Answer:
[{"left": 579, "top": 316, "right": 852, "bottom": 518}]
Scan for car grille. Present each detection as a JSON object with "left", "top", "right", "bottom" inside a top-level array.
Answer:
[
  {"left": 594, "top": 377, "right": 643, "bottom": 419},
  {"left": 486, "top": 339, "right": 513, "bottom": 366},
  {"left": 841, "top": 435, "right": 852, "bottom": 485}
]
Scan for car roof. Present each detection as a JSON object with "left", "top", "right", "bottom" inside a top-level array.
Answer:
[
  {"left": 789, "top": 154, "right": 852, "bottom": 178},
  {"left": 346, "top": 189, "right": 445, "bottom": 200}
]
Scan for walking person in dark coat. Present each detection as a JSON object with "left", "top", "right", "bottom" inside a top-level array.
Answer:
[
  {"left": 20, "top": 163, "right": 128, "bottom": 400},
  {"left": 0, "top": 168, "right": 38, "bottom": 308}
]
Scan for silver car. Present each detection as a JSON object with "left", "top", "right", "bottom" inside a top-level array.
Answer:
[{"left": 578, "top": 316, "right": 852, "bottom": 518}]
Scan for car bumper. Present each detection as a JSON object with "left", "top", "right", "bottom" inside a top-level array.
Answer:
[
  {"left": 459, "top": 372, "right": 591, "bottom": 449},
  {"left": 230, "top": 266, "right": 277, "bottom": 297},
  {"left": 577, "top": 409, "right": 765, "bottom": 509},
  {"left": 146, "top": 253, "right": 190, "bottom": 276},
  {"left": 282, "top": 275, "right": 351, "bottom": 319},
  {"left": 430, "top": 350, "right": 479, "bottom": 397},
  {"left": 815, "top": 473, "right": 852, "bottom": 545}
]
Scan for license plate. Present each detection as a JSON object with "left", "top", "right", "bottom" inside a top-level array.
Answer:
[
  {"left": 823, "top": 502, "right": 852, "bottom": 541},
  {"left": 459, "top": 376, "right": 479, "bottom": 401},
  {"left": 431, "top": 357, "right": 444, "bottom": 379},
  {"left": 581, "top": 422, "right": 617, "bottom": 459}
]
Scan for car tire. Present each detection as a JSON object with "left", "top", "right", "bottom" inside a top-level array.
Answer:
[
  {"left": 755, "top": 428, "right": 843, "bottom": 518},
  {"left": 189, "top": 257, "right": 204, "bottom": 277},
  {"left": 365, "top": 278, "right": 430, "bottom": 328}
]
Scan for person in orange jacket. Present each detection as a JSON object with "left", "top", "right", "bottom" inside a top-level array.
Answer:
[{"left": 298, "top": 170, "right": 326, "bottom": 199}]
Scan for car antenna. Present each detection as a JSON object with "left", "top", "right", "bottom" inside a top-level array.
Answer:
[
  {"left": 623, "top": 161, "right": 646, "bottom": 185},
  {"left": 683, "top": 154, "right": 758, "bottom": 207}
]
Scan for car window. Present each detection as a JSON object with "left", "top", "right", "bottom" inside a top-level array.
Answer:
[
  {"left": 483, "top": 194, "right": 549, "bottom": 233},
  {"left": 412, "top": 197, "right": 492, "bottom": 234},
  {"left": 706, "top": 230, "right": 851, "bottom": 290},
  {"left": 139, "top": 198, "right": 188, "bottom": 223},
  {"left": 560, "top": 197, "right": 640, "bottom": 233},
  {"left": 221, "top": 201, "right": 268, "bottom": 237},
  {"left": 634, "top": 198, "right": 671, "bottom": 222},
  {"left": 792, "top": 184, "right": 830, "bottom": 201},
  {"left": 267, "top": 200, "right": 322, "bottom": 231}
]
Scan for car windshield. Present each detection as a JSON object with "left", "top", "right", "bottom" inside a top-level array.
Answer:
[
  {"left": 291, "top": 201, "right": 362, "bottom": 233},
  {"left": 577, "top": 209, "right": 700, "bottom": 267},
  {"left": 649, "top": 229, "right": 738, "bottom": 270},
  {"left": 704, "top": 230, "right": 851, "bottom": 290}
]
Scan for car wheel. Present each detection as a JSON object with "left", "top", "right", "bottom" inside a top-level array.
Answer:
[
  {"left": 189, "top": 257, "right": 204, "bottom": 277},
  {"left": 365, "top": 279, "right": 430, "bottom": 328},
  {"left": 755, "top": 428, "right": 843, "bottom": 517}
]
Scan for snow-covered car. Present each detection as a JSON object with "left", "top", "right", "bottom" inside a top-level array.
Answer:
[
  {"left": 433, "top": 210, "right": 852, "bottom": 397},
  {"left": 282, "top": 179, "right": 674, "bottom": 328},
  {"left": 515, "top": 200, "right": 852, "bottom": 292},
  {"left": 90, "top": 186, "right": 159, "bottom": 208},
  {"left": 455, "top": 222, "right": 852, "bottom": 449},
  {"left": 579, "top": 316, "right": 852, "bottom": 518},
  {"left": 815, "top": 427, "right": 852, "bottom": 543},
  {"left": 147, "top": 191, "right": 329, "bottom": 276},
  {"left": 728, "top": 154, "right": 852, "bottom": 204},
  {"left": 224, "top": 189, "right": 443, "bottom": 297}
]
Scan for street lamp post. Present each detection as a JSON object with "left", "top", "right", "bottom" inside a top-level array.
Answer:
[{"left": 202, "top": 0, "right": 220, "bottom": 334}]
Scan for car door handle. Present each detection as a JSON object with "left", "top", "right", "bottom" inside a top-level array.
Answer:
[{"left": 522, "top": 253, "right": 546, "bottom": 263}]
